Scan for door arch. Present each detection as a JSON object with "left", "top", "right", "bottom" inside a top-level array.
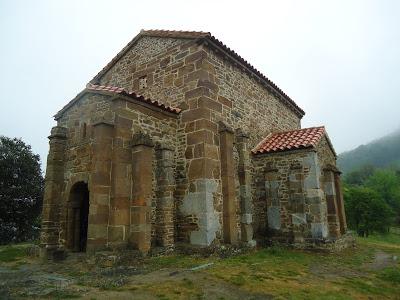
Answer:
[{"left": 67, "top": 182, "right": 89, "bottom": 252}]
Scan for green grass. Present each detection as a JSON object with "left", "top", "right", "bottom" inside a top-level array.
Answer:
[
  {"left": 379, "top": 267, "right": 400, "bottom": 284},
  {"left": 0, "top": 244, "right": 27, "bottom": 262},
  {"left": 46, "top": 290, "right": 81, "bottom": 299},
  {"left": 2, "top": 232, "right": 400, "bottom": 299},
  {"left": 148, "top": 254, "right": 208, "bottom": 269},
  {"left": 360, "top": 231, "right": 400, "bottom": 245}
]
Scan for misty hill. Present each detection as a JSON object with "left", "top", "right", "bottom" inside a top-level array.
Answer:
[{"left": 338, "top": 128, "right": 400, "bottom": 174}]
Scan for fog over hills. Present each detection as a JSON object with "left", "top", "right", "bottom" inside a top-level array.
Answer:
[{"left": 337, "top": 128, "right": 400, "bottom": 174}]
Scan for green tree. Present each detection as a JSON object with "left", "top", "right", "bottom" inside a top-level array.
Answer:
[
  {"left": 344, "top": 164, "right": 376, "bottom": 186},
  {"left": 0, "top": 136, "right": 44, "bottom": 244},
  {"left": 344, "top": 186, "right": 393, "bottom": 237},
  {"left": 366, "top": 169, "right": 400, "bottom": 224}
]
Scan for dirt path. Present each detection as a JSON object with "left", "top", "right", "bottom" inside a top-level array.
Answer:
[
  {"left": 0, "top": 259, "right": 272, "bottom": 299},
  {"left": 367, "top": 250, "right": 398, "bottom": 270}
]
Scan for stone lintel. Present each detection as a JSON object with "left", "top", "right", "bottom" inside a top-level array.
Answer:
[{"left": 92, "top": 120, "right": 115, "bottom": 127}]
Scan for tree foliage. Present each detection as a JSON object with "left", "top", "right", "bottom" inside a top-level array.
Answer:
[
  {"left": 0, "top": 136, "right": 44, "bottom": 244},
  {"left": 343, "top": 164, "right": 400, "bottom": 236},
  {"left": 344, "top": 186, "right": 393, "bottom": 237}
]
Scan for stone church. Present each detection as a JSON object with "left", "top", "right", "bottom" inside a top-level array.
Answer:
[{"left": 40, "top": 30, "right": 349, "bottom": 257}]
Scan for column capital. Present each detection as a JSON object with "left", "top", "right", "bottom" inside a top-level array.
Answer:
[
  {"left": 155, "top": 141, "right": 174, "bottom": 152},
  {"left": 48, "top": 126, "right": 67, "bottom": 140},
  {"left": 218, "top": 121, "right": 234, "bottom": 134},
  {"left": 131, "top": 132, "right": 154, "bottom": 148},
  {"left": 235, "top": 128, "right": 250, "bottom": 141},
  {"left": 323, "top": 164, "right": 342, "bottom": 175}
]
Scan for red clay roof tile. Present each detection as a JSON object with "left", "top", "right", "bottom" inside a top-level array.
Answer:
[
  {"left": 86, "top": 84, "right": 181, "bottom": 114},
  {"left": 252, "top": 126, "right": 327, "bottom": 154},
  {"left": 54, "top": 84, "right": 181, "bottom": 119},
  {"left": 86, "top": 83, "right": 181, "bottom": 114}
]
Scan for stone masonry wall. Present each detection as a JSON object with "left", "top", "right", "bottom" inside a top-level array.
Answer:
[
  {"left": 252, "top": 149, "right": 329, "bottom": 244},
  {"left": 96, "top": 35, "right": 303, "bottom": 246},
  {"left": 55, "top": 92, "right": 178, "bottom": 250},
  {"left": 205, "top": 47, "right": 301, "bottom": 149},
  {"left": 316, "top": 136, "right": 336, "bottom": 168}
]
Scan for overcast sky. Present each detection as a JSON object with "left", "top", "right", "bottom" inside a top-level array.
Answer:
[{"left": 1, "top": 0, "right": 399, "bottom": 170}]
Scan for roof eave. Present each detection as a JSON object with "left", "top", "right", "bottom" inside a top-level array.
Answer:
[
  {"left": 202, "top": 36, "right": 305, "bottom": 118},
  {"left": 252, "top": 145, "right": 315, "bottom": 156}
]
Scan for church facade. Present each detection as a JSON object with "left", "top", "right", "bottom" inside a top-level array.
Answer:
[{"left": 40, "top": 30, "right": 349, "bottom": 256}]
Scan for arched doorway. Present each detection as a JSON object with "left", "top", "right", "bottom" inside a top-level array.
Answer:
[{"left": 67, "top": 182, "right": 89, "bottom": 252}]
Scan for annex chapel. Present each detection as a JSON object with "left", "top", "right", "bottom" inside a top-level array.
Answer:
[{"left": 40, "top": 30, "right": 349, "bottom": 256}]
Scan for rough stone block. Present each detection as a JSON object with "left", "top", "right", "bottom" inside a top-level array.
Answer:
[
  {"left": 241, "top": 213, "right": 253, "bottom": 224},
  {"left": 292, "top": 213, "right": 307, "bottom": 225},
  {"left": 181, "top": 107, "right": 210, "bottom": 122},
  {"left": 311, "top": 222, "right": 328, "bottom": 238},
  {"left": 108, "top": 225, "right": 125, "bottom": 242},
  {"left": 180, "top": 179, "right": 220, "bottom": 246},
  {"left": 187, "top": 130, "right": 214, "bottom": 145},
  {"left": 267, "top": 206, "right": 281, "bottom": 230},
  {"left": 87, "top": 224, "right": 108, "bottom": 239}
]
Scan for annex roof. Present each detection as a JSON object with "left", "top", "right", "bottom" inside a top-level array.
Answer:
[
  {"left": 54, "top": 84, "right": 181, "bottom": 120},
  {"left": 90, "top": 29, "right": 305, "bottom": 118},
  {"left": 252, "top": 126, "right": 336, "bottom": 157}
]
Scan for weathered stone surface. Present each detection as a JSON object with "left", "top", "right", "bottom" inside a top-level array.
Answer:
[
  {"left": 311, "top": 222, "right": 328, "bottom": 239},
  {"left": 267, "top": 206, "right": 281, "bottom": 230},
  {"left": 180, "top": 179, "right": 220, "bottom": 246},
  {"left": 41, "top": 31, "right": 347, "bottom": 255}
]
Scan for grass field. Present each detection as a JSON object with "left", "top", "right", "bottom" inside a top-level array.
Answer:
[{"left": 1, "top": 233, "right": 399, "bottom": 299}]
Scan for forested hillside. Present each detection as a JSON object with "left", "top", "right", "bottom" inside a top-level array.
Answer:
[{"left": 338, "top": 128, "right": 400, "bottom": 174}]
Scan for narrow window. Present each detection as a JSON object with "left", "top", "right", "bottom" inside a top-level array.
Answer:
[
  {"left": 81, "top": 122, "right": 87, "bottom": 139},
  {"left": 139, "top": 75, "right": 147, "bottom": 89}
]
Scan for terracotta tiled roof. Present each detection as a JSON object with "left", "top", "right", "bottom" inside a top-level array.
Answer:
[
  {"left": 90, "top": 29, "right": 305, "bottom": 118},
  {"left": 252, "top": 126, "right": 330, "bottom": 154},
  {"left": 54, "top": 84, "right": 181, "bottom": 119}
]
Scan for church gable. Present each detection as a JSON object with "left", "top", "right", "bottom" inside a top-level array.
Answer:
[{"left": 91, "top": 30, "right": 304, "bottom": 118}]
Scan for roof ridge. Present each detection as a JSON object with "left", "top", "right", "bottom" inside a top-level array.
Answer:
[
  {"left": 269, "top": 126, "right": 325, "bottom": 136},
  {"left": 142, "top": 29, "right": 210, "bottom": 38}
]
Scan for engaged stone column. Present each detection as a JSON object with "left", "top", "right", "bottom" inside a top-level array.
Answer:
[
  {"left": 236, "top": 129, "right": 255, "bottom": 246},
  {"left": 323, "top": 169, "right": 340, "bottom": 238},
  {"left": 88, "top": 121, "right": 113, "bottom": 251},
  {"left": 40, "top": 126, "right": 67, "bottom": 258},
  {"left": 334, "top": 173, "right": 347, "bottom": 235},
  {"left": 108, "top": 108, "right": 133, "bottom": 248},
  {"left": 219, "top": 122, "right": 238, "bottom": 244},
  {"left": 155, "top": 143, "right": 175, "bottom": 248},
  {"left": 289, "top": 165, "right": 306, "bottom": 243},
  {"left": 265, "top": 167, "right": 281, "bottom": 233},
  {"left": 303, "top": 152, "right": 328, "bottom": 239},
  {"left": 130, "top": 132, "right": 154, "bottom": 253}
]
